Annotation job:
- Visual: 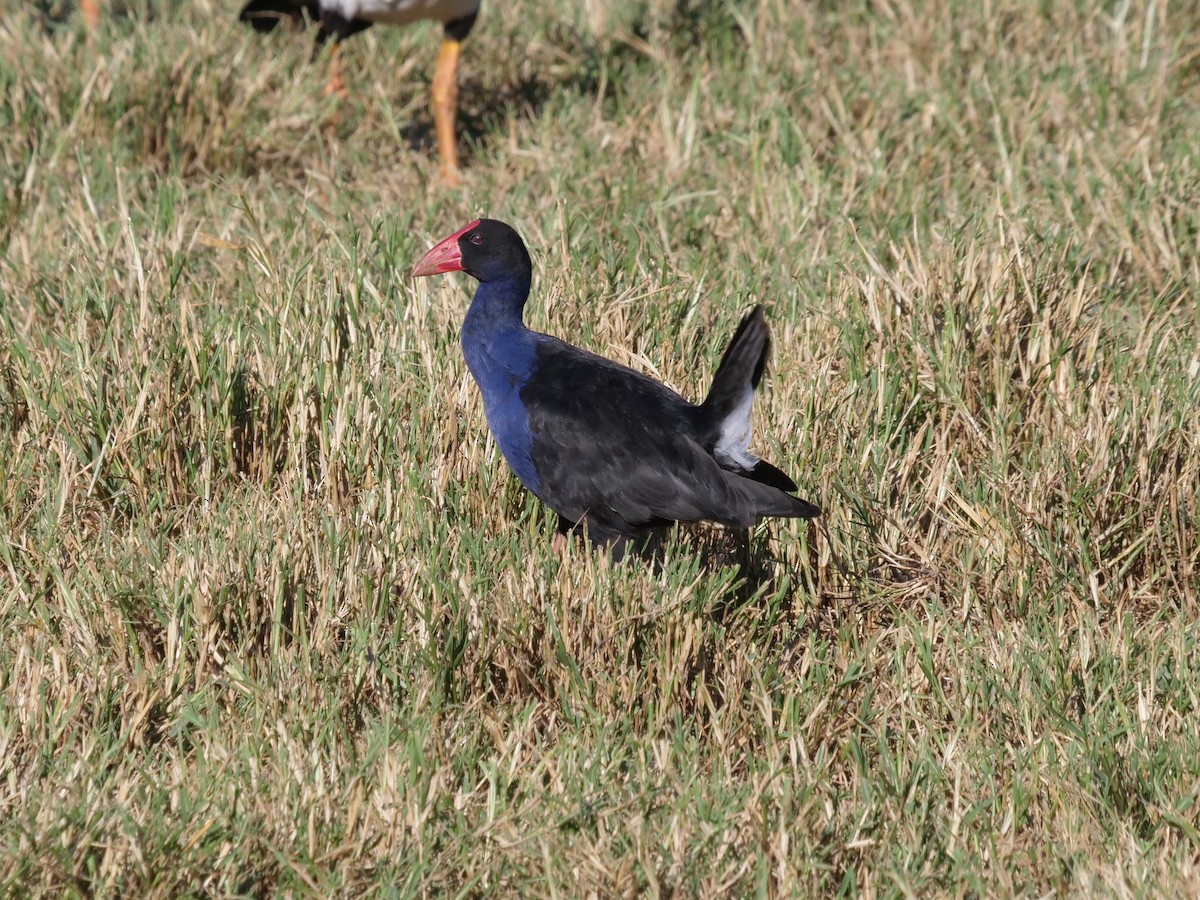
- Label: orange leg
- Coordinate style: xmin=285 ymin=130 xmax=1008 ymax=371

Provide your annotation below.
xmin=322 ymin=41 xmax=348 ymax=99
xmin=431 ymin=38 xmax=463 ymax=186
xmin=81 ymin=0 xmax=100 ymax=31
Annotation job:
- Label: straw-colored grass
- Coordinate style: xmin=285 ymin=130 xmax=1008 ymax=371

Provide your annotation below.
xmin=2 ymin=0 xmax=1198 ymax=893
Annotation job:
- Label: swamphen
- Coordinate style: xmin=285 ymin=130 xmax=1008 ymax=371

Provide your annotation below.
xmin=412 ymin=219 xmax=821 ymax=551
xmin=238 ymin=0 xmax=480 ymax=184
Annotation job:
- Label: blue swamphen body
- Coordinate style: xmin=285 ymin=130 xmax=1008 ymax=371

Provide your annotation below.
xmin=412 ymin=219 xmax=820 ymax=548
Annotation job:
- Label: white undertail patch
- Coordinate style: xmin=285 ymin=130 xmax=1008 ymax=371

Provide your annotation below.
xmin=714 ymin=386 xmax=760 ymax=471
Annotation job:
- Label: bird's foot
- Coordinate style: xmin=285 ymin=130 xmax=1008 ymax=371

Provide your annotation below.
xmin=551 ymin=532 xmax=569 ymax=553
xmin=438 ymin=162 xmax=464 ymax=187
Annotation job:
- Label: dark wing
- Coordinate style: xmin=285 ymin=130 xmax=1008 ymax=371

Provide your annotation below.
xmin=522 ymin=339 xmax=814 ymax=539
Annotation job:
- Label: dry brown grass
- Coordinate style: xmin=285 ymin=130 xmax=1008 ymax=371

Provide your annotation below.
xmin=1 ymin=0 xmax=1199 ymax=894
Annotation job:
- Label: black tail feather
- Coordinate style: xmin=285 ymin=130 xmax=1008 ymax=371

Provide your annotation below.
xmin=746 ymin=459 xmax=798 ymax=493
xmin=730 ymin=472 xmax=822 ymax=521
xmin=704 ymin=306 xmax=819 ymax=515
xmin=702 ymin=305 xmax=769 ymax=424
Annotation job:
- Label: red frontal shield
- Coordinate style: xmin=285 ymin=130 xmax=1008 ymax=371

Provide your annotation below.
xmin=411 ymin=219 xmax=482 ymax=276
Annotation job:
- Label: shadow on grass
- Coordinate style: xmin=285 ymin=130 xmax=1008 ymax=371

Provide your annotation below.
xmin=619 ymin=523 xmax=816 ymax=621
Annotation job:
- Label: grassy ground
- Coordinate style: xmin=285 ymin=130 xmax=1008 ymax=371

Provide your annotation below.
xmin=2 ymin=0 xmax=1199 ymax=894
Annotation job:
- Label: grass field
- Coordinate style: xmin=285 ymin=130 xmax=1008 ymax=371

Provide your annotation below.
xmin=2 ymin=0 xmax=1199 ymax=894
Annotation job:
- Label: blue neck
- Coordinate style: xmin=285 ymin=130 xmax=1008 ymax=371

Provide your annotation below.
xmin=460 ymin=274 xmax=542 ymax=492
xmin=460 ymin=274 xmax=534 ymax=381
xmin=462 ymin=272 xmax=530 ymax=336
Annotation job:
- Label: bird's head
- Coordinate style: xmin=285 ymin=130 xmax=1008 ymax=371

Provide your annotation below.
xmin=411 ymin=219 xmax=531 ymax=284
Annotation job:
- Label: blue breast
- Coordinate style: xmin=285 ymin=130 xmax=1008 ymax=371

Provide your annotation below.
xmin=460 ymin=283 xmax=541 ymax=493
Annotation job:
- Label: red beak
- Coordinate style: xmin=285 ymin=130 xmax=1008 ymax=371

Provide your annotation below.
xmin=411 ymin=220 xmax=481 ymax=277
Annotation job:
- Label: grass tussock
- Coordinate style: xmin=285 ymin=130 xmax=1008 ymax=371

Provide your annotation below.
xmin=2 ymin=0 xmax=1199 ymax=894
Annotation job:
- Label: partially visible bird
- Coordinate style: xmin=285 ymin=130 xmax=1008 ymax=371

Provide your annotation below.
xmin=239 ymin=0 xmax=480 ymax=185
xmin=411 ymin=219 xmax=821 ymax=553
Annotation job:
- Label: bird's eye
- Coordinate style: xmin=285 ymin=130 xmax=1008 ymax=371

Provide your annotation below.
xmin=469 ymin=233 xmax=484 ymax=245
